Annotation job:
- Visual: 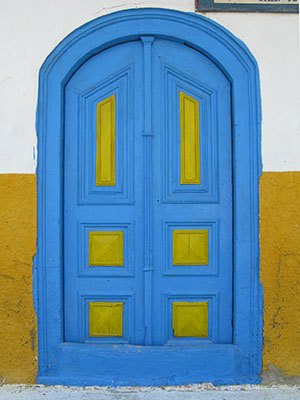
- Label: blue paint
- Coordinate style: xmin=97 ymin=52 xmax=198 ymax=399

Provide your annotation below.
xmin=150 ymin=39 xmax=232 ymax=345
xmin=65 ymin=36 xmax=232 ymax=345
xmin=141 ymin=36 xmax=155 ymax=346
xmin=32 ymin=253 xmax=38 ymax=315
xmin=64 ymin=40 xmax=145 ymax=345
xmin=35 ymin=8 xmax=262 ymax=386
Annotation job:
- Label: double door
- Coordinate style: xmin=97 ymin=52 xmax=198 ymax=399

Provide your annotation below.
xmin=64 ymin=37 xmax=232 ymax=347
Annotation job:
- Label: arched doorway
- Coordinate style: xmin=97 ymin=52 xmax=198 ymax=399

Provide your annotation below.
xmin=36 ymin=8 xmax=262 ymax=386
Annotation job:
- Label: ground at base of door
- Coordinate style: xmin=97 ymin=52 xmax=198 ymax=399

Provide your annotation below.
xmin=0 ymin=384 xmax=300 ymax=400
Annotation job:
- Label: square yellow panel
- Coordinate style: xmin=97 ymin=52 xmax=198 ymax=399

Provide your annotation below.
xmin=89 ymin=231 xmax=124 ymax=266
xmin=173 ymin=229 xmax=208 ymax=265
xmin=89 ymin=302 xmax=123 ymax=337
xmin=172 ymin=301 xmax=208 ymax=338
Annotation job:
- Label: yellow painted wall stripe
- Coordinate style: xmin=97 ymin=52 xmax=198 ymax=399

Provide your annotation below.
xmin=0 ymin=174 xmax=38 ymax=383
xmin=180 ymin=91 xmax=200 ymax=185
xmin=96 ymin=95 xmax=116 ymax=186
xmin=2 ymin=173 xmax=300 ymax=380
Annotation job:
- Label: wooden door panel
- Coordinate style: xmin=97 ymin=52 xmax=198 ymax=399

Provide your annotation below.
xmin=151 ymin=39 xmax=232 ymax=345
xmin=64 ymin=41 xmax=145 ymax=344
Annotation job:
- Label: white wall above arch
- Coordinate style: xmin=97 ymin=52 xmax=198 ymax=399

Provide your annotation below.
xmin=0 ymin=1 xmax=299 ymax=172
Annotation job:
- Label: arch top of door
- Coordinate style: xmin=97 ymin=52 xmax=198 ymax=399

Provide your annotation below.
xmin=39 ymin=8 xmax=260 ymax=88
xmin=36 ymin=8 xmax=262 ymax=385
xmin=37 ymin=8 xmax=262 ymax=172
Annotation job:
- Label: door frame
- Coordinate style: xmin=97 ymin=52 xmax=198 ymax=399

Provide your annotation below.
xmin=35 ymin=8 xmax=262 ymax=385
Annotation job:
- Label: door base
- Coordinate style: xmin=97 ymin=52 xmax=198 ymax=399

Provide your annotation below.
xmin=37 ymin=343 xmax=261 ymax=386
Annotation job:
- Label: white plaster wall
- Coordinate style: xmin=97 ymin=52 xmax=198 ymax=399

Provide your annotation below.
xmin=0 ymin=1 xmax=299 ymax=173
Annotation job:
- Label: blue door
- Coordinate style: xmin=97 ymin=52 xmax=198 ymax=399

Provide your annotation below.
xmin=64 ymin=35 xmax=232 ymax=362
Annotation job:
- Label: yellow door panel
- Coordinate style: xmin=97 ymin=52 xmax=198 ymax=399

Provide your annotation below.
xmin=96 ymin=95 xmax=116 ymax=186
xmin=173 ymin=301 xmax=208 ymax=338
xmin=173 ymin=229 xmax=208 ymax=265
xmin=180 ymin=91 xmax=200 ymax=185
xmin=89 ymin=302 xmax=123 ymax=337
xmin=89 ymin=231 xmax=124 ymax=266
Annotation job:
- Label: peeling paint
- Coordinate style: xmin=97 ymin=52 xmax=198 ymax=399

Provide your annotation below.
xmin=30 ymin=329 xmax=36 ymax=352
xmin=262 ymin=364 xmax=300 ymax=385
xmin=260 ymin=172 xmax=300 ymax=379
xmin=0 ymin=174 xmax=37 ymax=384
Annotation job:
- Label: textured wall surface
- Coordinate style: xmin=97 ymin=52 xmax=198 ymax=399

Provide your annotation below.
xmin=260 ymin=172 xmax=300 ymax=379
xmin=0 ymin=174 xmax=37 ymax=383
xmin=0 ymin=172 xmax=300 ymax=383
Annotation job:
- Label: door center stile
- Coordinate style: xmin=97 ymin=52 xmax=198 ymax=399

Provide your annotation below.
xmin=141 ymin=36 xmax=155 ymax=346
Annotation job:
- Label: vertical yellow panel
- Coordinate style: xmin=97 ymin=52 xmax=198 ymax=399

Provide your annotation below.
xmin=96 ymin=95 xmax=116 ymax=186
xmin=89 ymin=302 xmax=123 ymax=337
xmin=89 ymin=231 xmax=124 ymax=266
xmin=173 ymin=229 xmax=208 ymax=265
xmin=180 ymin=91 xmax=200 ymax=185
xmin=173 ymin=301 xmax=208 ymax=338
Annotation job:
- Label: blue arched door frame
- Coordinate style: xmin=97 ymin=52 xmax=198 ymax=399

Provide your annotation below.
xmin=35 ymin=8 xmax=262 ymax=385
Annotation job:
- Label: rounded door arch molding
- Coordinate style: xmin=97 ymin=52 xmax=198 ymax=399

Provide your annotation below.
xmin=36 ymin=8 xmax=262 ymax=385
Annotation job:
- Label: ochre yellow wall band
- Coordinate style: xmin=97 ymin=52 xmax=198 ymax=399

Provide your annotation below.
xmin=1 ymin=172 xmax=300 ymax=381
